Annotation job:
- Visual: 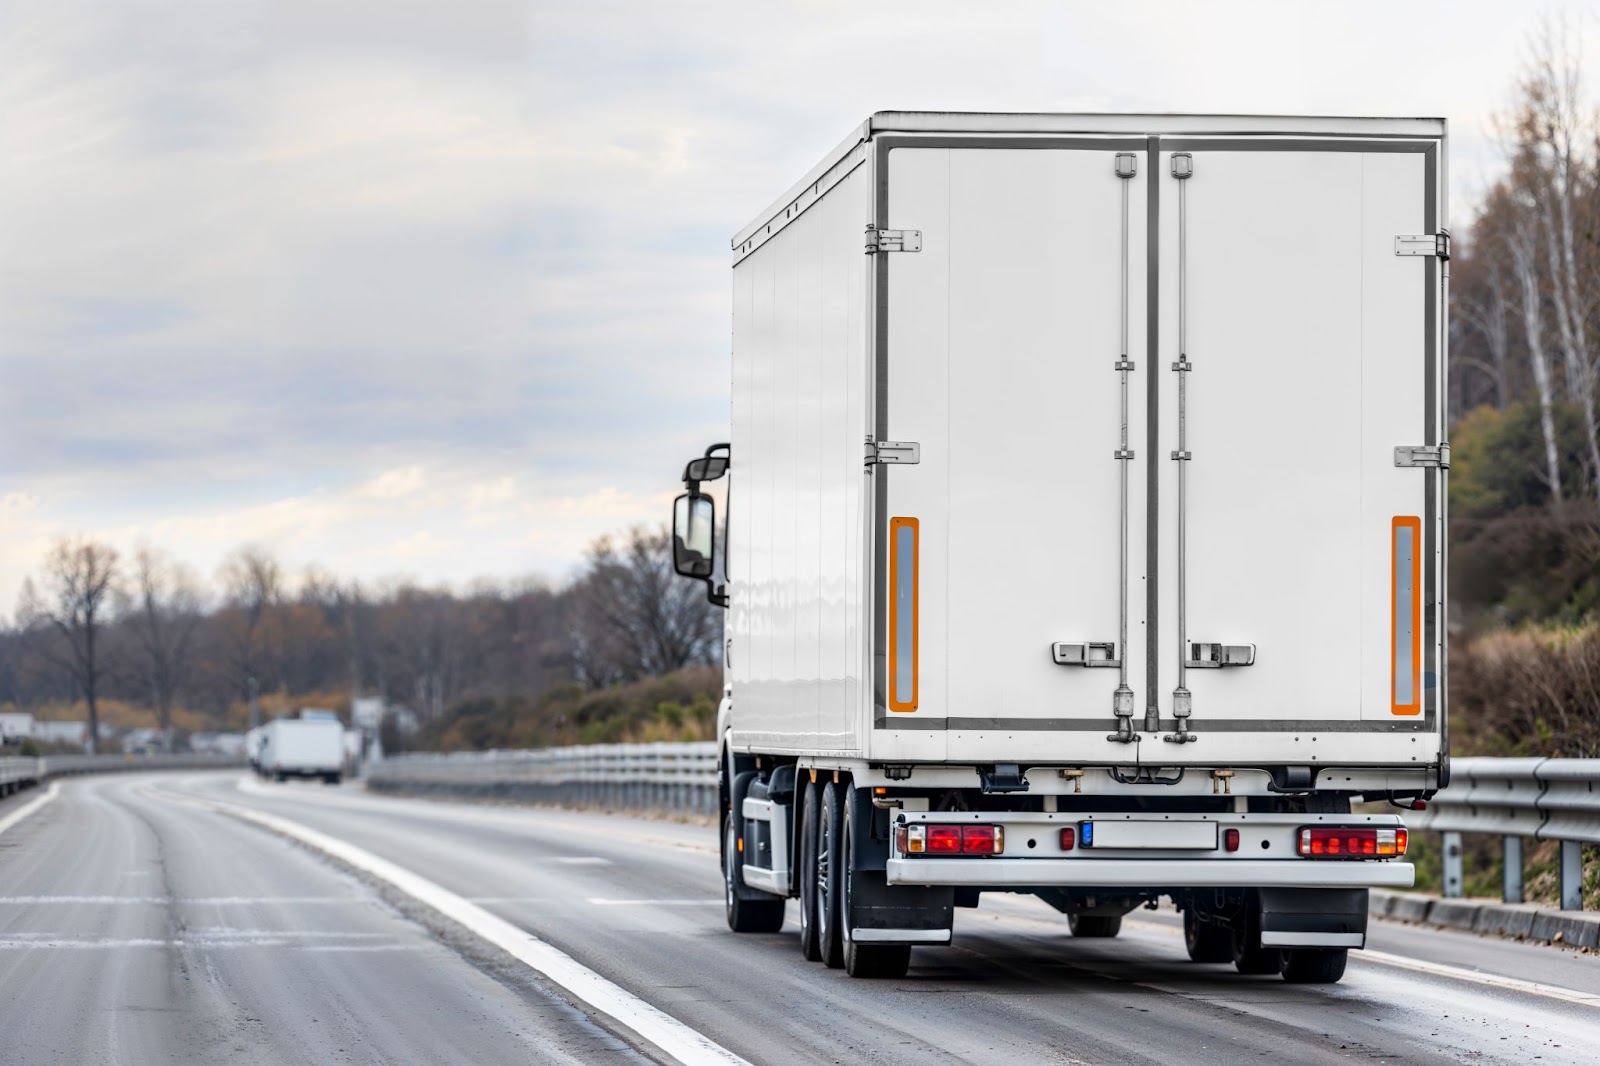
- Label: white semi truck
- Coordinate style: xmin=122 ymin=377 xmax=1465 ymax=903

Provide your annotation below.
xmin=671 ymin=113 xmax=1448 ymax=983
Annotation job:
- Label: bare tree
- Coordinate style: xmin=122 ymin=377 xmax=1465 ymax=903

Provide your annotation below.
xmin=1506 ymin=217 xmax=1566 ymax=502
xmin=217 ymin=546 xmax=283 ymax=722
xmin=16 ymin=538 xmax=122 ymax=753
xmin=568 ymin=526 xmax=721 ymax=684
xmin=1457 ymin=254 xmax=1512 ymax=412
xmin=125 ymin=548 xmax=204 ymax=751
xmin=1517 ymin=16 xmax=1600 ymax=505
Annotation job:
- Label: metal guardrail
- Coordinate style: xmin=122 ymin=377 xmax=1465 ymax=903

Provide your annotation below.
xmin=0 ymin=752 xmax=246 ymax=794
xmin=366 ymin=742 xmax=718 ymax=816
xmin=1414 ymin=757 xmax=1600 ymax=910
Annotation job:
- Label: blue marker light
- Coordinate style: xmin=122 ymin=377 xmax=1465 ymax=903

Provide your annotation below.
xmin=1080 ymin=821 xmax=1094 ymax=847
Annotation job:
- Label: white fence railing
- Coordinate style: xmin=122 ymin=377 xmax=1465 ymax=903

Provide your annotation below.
xmin=366 ymin=742 xmax=718 ymax=815
xmin=0 ymin=752 xmax=244 ymax=793
xmin=1414 ymin=757 xmax=1600 ymax=910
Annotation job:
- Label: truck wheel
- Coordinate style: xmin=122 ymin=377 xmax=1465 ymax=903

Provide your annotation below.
xmin=1068 ymin=914 xmax=1122 ymax=938
xmin=816 ymin=780 xmax=845 ymax=968
xmin=797 ymin=780 xmax=823 ymax=962
xmin=1279 ymin=948 xmax=1347 ymax=984
xmin=722 ymin=771 xmax=785 ymax=934
xmin=1231 ymin=925 xmax=1281 ymax=975
xmin=1183 ymin=910 xmax=1232 ymax=963
xmin=841 ymin=787 xmax=911 ymax=979
xmin=323 ymin=773 xmax=341 ymax=786
xmin=274 ymin=772 xmax=286 ymax=783
xmin=1230 ymin=890 xmax=1281 ymax=974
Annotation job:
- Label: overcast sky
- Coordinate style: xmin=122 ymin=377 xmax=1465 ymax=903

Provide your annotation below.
xmin=0 ymin=0 xmax=1590 ymax=614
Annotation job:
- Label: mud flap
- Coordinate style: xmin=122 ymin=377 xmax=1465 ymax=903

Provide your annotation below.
xmin=846 ymin=787 xmax=953 ymax=936
xmin=1258 ymin=887 xmax=1368 ymax=949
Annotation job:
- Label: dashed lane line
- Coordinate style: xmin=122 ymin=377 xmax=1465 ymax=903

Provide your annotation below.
xmin=177 ymin=790 xmax=750 ymax=1066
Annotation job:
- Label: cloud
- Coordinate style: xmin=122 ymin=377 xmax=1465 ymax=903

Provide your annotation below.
xmin=358 ymin=467 xmax=426 ymax=500
xmin=0 ymin=0 xmax=1557 ymax=615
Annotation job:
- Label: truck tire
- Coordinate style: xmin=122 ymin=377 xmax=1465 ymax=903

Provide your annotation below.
xmin=797 ymin=780 xmax=823 ymax=962
xmin=323 ymin=773 xmax=341 ymax=786
xmin=1183 ymin=909 xmax=1232 ymax=963
xmin=1068 ymin=914 xmax=1122 ymax=939
xmin=274 ymin=772 xmax=286 ymax=783
xmin=842 ymin=786 xmax=911 ymax=980
xmin=722 ymin=771 xmax=785 ymax=934
xmin=1279 ymin=948 xmax=1347 ymax=984
xmin=1231 ymin=925 xmax=1281 ymax=975
xmin=816 ymin=780 xmax=846 ymax=968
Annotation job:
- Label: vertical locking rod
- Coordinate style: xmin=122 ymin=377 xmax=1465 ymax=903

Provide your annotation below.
xmin=1109 ymin=153 xmax=1138 ymax=743
xmin=1166 ymin=153 xmax=1196 ymax=744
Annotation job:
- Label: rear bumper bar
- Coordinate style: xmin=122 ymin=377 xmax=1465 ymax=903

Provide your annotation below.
xmin=886 ymin=857 xmax=1414 ymax=890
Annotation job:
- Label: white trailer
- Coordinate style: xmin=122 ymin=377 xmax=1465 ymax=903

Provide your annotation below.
xmin=671 ymin=113 xmax=1448 ymax=983
xmin=260 ymin=718 xmax=345 ymax=784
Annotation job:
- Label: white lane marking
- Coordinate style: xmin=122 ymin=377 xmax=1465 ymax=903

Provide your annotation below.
xmin=206 ymin=799 xmax=750 ymax=1066
xmin=587 ymin=899 xmax=720 ymax=907
xmin=0 ymin=937 xmax=421 ymax=951
xmin=0 ymin=896 xmax=375 ymax=905
xmin=0 ymin=782 xmax=60 ymax=837
xmin=1358 ymin=948 xmax=1600 ymax=1006
xmin=554 ymin=857 xmax=611 ymax=866
xmin=1122 ymin=916 xmax=1600 ymax=1007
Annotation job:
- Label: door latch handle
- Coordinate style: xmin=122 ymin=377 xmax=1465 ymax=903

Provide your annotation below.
xmin=1185 ymin=642 xmax=1255 ymax=668
xmin=1052 ymin=642 xmax=1121 ymax=668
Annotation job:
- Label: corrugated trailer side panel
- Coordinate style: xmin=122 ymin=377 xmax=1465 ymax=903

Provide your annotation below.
xmin=730 ymin=158 xmax=870 ymax=755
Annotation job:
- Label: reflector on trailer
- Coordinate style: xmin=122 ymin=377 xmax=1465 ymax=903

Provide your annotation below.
xmin=1392 ymin=516 xmax=1422 ymax=716
xmin=1060 ymin=827 xmax=1076 ymax=851
xmin=1224 ymin=828 xmax=1240 ymax=852
xmin=888 ymin=517 xmax=920 ymax=712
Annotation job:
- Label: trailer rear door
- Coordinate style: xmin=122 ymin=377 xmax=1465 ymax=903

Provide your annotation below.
xmin=872 ymin=131 xmax=1444 ymax=768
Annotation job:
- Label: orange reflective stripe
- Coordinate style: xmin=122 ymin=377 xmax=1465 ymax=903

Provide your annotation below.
xmin=1391 ymin=516 xmax=1422 ymax=715
xmin=888 ymin=517 xmax=919 ymax=712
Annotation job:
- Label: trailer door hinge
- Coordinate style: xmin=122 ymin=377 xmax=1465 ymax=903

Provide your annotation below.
xmin=865 ymin=225 xmax=921 ymax=254
xmin=1394 ymin=443 xmax=1450 ymax=469
xmin=866 ymin=439 xmax=920 ymax=466
xmin=1394 ymin=231 xmax=1451 ymax=260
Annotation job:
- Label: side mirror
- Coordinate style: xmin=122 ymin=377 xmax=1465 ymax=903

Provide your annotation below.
xmin=672 ymin=492 xmax=716 ymax=580
xmin=683 ymin=455 xmax=729 ymax=483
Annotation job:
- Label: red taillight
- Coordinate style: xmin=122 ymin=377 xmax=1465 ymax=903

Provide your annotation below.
xmin=1060 ymin=827 xmax=1076 ymax=851
xmin=961 ymin=825 xmax=997 ymax=854
xmin=911 ymin=824 xmax=1004 ymax=856
xmin=1224 ymin=828 xmax=1240 ymax=852
xmin=1298 ymin=827 xmax=1407 ymax=858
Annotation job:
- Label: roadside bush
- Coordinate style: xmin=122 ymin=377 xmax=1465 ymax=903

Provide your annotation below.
xmin=418 ymin=666 xmax=721 ymax=751
xmin=1451 ymin=624 xmax=1600 ymax=757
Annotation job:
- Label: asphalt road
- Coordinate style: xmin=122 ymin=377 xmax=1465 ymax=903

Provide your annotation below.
xmin=0 ymin=771 xmax=1597 ymax=1065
